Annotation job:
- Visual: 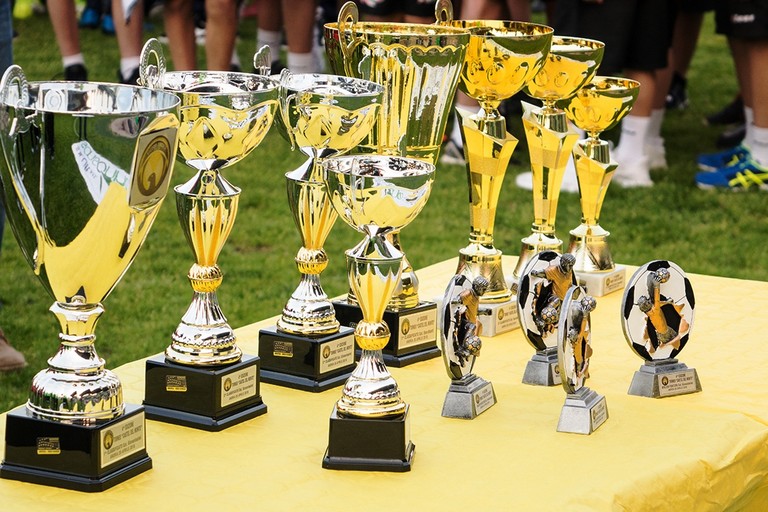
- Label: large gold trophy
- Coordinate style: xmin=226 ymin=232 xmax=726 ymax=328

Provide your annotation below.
xmin=0 ymin=66 xmax=179 ymax=490
xmin=563 ymin=77 xmax=639 ymax=296
xmin=139 ymin=40 xmax=279 ymax=430
xmin=322 ymin=155 xmax=434 ymax=472
xmin=324 ymin=0 xmax=469 ymax=365
xmin=258 ymin=72 xmax=383 ymax=391
xmin=512 ymin=36 xmax=604 ymax=283
xmin=447 ymin=19 xmax=553 ymax=336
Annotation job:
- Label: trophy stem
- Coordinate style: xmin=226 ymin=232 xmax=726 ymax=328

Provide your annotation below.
xmin=28 ymin=301 xmax=124 ymax=424
xmin=277 ymin=270 xmax=339 ymax=335
xmin=386 ymin=231 xmax=419 ymax=311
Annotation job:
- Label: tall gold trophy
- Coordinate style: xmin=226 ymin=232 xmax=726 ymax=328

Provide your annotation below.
xmin=563 ymin=77 xmax=639 ymax=296
xmin=0 ymin=66 xmax=179 ymax=490
xmin=325 ymin=1 xmax=469 ymax=365
xmin=139 ymin=40 xmax=279 ymax=430
xmin=258 ymin=72 xmax=384 ymax=391
xmin=512 ymin=37 xmax=604 ymax=283
xmin=322 ymin=155 xmax=434 ymax=472
xmin=447 ymin=20 xmax=553 ymax=336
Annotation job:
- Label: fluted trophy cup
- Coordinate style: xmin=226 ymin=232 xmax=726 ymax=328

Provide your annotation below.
xmin=512 ymin=36 xmax=604 ymax=283
xmin=563 ymin=77 xmax=639 ymax=296
xmin=258 ymin=72 xmax=383 ymax=391
xmin=446 ymin=19 xmax=553 ymax=336
xmin=322 ymin=155 xmax=434 ymax=472
xmin=139 ymin=39 xmax=278 ymax=430
xmin=325 ymin=0 xmax=469 ymax=366
xmin=0 ymin=65 xmax=180 ymax=491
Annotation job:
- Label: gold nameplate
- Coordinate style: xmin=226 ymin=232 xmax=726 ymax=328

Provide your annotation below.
xmin=273 ymin=340 xmax=294 ymax=358
xmin=166 ymin=375 xmax=187 ymax=392
xmin=36 ymin=437 xmax=61 ymax=455
xmin=100 ymin=413 xmax=146 ymax=469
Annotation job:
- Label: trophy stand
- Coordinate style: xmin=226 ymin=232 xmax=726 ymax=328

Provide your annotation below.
xmin=0 ymin=66 xmax=180 ymax=490
xmin=564 ymin=77 xmax=641 ymax=296
xmin=512 ymin=36 xmax=605 ymax=284
xmin=322 ymin=155 xmax=434 ymax=472
xmin=258 ymin=73 xmax=383 ymax=391
xmin=521 ymin=347 xmax=561 ymax=386
xmin=139 ymin=39 xmax=277 ymax=430
xmin=622 ymin=261 xmax=701 ymax=398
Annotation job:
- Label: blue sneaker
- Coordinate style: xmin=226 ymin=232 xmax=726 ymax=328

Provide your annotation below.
xmin=79 ymin=7 xmax=100 ymax=29
xmin=695 ymin=157 xmax=768 ymax=190
xmin=696 ymin=144 xmax=750 ymax=172
xmin=101 ymin=14 xmax=115 ymax=35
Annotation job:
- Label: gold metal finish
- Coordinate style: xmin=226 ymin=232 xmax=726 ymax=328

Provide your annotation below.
xmin=513 ymin=36 xmax=604 ymax=282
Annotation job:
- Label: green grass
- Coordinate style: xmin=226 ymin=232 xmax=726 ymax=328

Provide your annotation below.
xmin=0 ymin=11 xmax=763 ymax=412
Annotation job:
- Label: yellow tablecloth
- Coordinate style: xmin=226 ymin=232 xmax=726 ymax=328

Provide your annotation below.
xmin=2 ymin=257 xmax=768 ymax=511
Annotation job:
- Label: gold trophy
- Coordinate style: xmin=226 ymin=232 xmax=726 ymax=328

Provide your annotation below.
xmin=563 ymin=77 xmax=639 ymax=296
xmin=321 ymin=155 xmax=434 ymax=472
xmin=325 ymin=1 xmax=469 ymax=365
xmin=512 ymin=36 xmax=605 ymax=283
xmin=0 ymin=65 xmax=179 ymax=490
xmin=258 ymin=72 xmax=384 ymax=391
xmin=139 ymin=40 xmax=279 ymax=430
xmin=447 ymin=20 xmax=553 ymax=336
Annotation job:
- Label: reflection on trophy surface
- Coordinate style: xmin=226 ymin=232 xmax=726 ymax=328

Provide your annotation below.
xmin=556 ymin=285 xmax=607 ymax=434
xmin=322 ymin=155 xmax=434 ymax=471
xmin=446 ymin=19 xmax=553 ymax=335
xmin=139 ymin=40 xmax=277 ymax=430
xmin=325 ymin=1 xmax=469 ymax=363
xmin=621 ymin=261 xmax=701 ymax=398
xmin=517 ymin=251 xmax=577 ymax=387
xmin=512 ymin=36 xmax=605 ymax=284
xmin=439 ymin=275 xmax=496 ymax=419
xmin=258 ymin=72 xmax=383 ymax=391
xmin=563 ymin=77 xmax=639 ymax=296
xmin=0 ymin=65 xmax=179 ymax=490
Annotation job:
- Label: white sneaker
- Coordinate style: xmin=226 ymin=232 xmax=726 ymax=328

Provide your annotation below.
xmin=645 ymin=140 xmax=667 ymax=170
xmin=613 ymin=155 xmax=653 ymax=188
xmin=515 ymin=156 xmax=579 ymax=193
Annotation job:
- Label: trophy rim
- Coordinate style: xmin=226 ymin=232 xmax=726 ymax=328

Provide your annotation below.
xmin=550 ymin=35 xmax=606 ymax=53
xmin=279 ymin=73 xmax=385 ymax=99
xmin=324 ymin=20 xmax=470 ymax=40
xmin=157 ymin=70 xmax=280 ymax=95
xmin=451 ymin=19 xmax=554 ymax=39
xmin=323 ymin=154 xmax=436 ymax=179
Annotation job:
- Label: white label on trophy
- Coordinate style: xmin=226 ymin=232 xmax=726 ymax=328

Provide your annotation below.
xmin=473 ymin=382 xmax=496 ymax=416
xmin=220 ymin=366 xmax=258 ymax=408
xmin=319 ymin=334 xmax=355 ymax=374
xmin=100 ymin=412 xmax=146 ymax=469
xmin=71 ymin=140 xmax=130 ymax=203
xmin=603 ymin=272 xmax=625 ymax=295
xmin=551 ymin=362 xmax=562 ymax=385
xmin=496 ymin=301 xmax=520 ymax=331
xmin=165 ymin=375 xmax=187 ymax=392
xmin=658 ymin=371 xmax=698 ymax=397
xmin=273 ymin=340 xmax=293 ymax=358
xmin=590 ymin=397 xmax=608 ymax=429
xmin=36 ymin=437 xmax=61 ymax=455
xmin=398 ymin=308 xmax=437 ymax=349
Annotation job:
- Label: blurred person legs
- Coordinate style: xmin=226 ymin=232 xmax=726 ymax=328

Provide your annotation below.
xmin=281 ymin=0 xmax=319 ymax=73
xmin=112 ymin=0 xmax=144 ymax=84
xmin=47 ymin=0 xmax=88 ymax=80
xmin=665 ymin=1 xmax=714 ymax=110
xmin=256 ymin=0 xmax=284 ymax=72
xmin=79 ymin=0 xmax=102 ymax=28
xmin=164 ymin=0 xmax=237 ymax=70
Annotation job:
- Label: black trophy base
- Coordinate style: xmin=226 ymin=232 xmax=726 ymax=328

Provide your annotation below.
xmin=521 ymin=347 xmax=561 ymax=386
xmin=322 ymin=405 xmax=414 ymax=472
xmin=1 ymin=404 xmax=151 ymax=492
xmin=628 ymin=358 xmax=702 ymax=398
xmin=258 ymin=325 xmax=355 ymax=392
xmin=143 ymin=353 xmax=267 ymax=431
xmin=334 ymin=299 xmax=439 ymax=368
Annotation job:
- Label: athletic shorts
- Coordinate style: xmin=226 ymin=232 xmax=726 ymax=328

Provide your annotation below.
xmin=715 ymin=0 xmax=768 ymax=39
xmin=553 ymin=0 xmax=676 ymax=74
xmin=679 ymin=0 xmax=714 ymax=13
xmin=356 ymin=0 xmax=435 ymax=18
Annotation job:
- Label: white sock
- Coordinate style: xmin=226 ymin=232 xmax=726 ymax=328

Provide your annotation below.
xmin=287 ymin=52 xmax=318 ymax=74
xmin=257 ymin=29 xmax=282 ymax=63
xmin=120 ymin=56 xmax=140 ymax=82
xmin=615 ymin=115 xmax=651 ymax=160
xmin=62 ymin=53 xmax=85 ymax=68
xmin=647 ymin=108 xmax=665 ymax=145
xmin=749 ymin=124 xmax=768 ymax=167
xmin=744 ymin=106 xmax=755 ymax=149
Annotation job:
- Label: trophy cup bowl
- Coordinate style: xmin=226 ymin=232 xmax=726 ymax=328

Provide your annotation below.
xmin=322 ymin=154 xmax=434 ymax=471
xmin=0 ymin=65 xmax=179 ymax=489
xmin=256 ymin=73 xmax=383 ymax=392
xmin=139 ymin=40 xmax=277 ymax=430
xmin=562 ymin=77 xmax=640 ymax=292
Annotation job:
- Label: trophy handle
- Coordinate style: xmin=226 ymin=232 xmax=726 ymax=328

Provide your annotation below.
xmin=434 ymin=0 xmax=454 ymax=24
xmin=139 ymin=37 xmax=167 ymax=89
xmin=337 ymin=1 xmax=361 ymax=78
xmin=278 ymin=69 xmax=297 ymax=150
xmin=253 ymin=45 xmax=271 ymax=76
xmin=0 ymin=65 xmax=31 ymax=137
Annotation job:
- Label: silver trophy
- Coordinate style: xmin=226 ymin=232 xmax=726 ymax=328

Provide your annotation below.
xmin=439 ymin=275 xmax=497 ymax=419
xmin=0 ymin=65 xmax=180 ymax=490
xmin=556 ymin=285 xmax=607 ymax=434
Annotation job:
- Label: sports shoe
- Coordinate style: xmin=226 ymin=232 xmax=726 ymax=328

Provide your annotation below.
xmin=716 ymin=123 xmax=746 ymax=149
xmin=0 ymin=329 xmax=26 ymax=371
xmin=101 ymin=14 xmax=115 ymax=35
xmin=697 ymin=144 xmax=750 ymax=172
xmin=64 ymin=63 xmax=88 ymax=81
xmin=665 ymin=72 xmax=688 ymax=110
xmin=118 ymin=67 xmax=140 ymax=85
xmin=695 ymin=157 xmax=768 ymax=190
xmin=79 ymin=7 xmax=100 ymax=29
xmin=613 ymin=155 xmax=653 ymax=188
xmin=646 ymin=141 xmax=667 ymax=170
xmin=706 ymin=95 xmax=744 ymax=126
